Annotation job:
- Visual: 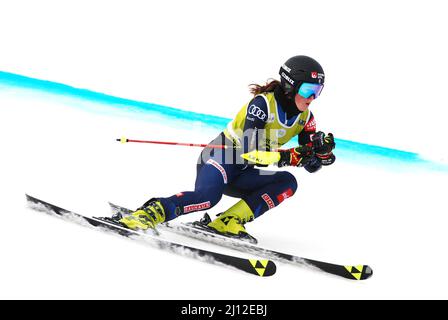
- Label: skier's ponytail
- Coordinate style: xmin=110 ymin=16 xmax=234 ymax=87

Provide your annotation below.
xmin=249 ymin=79 xmax=281 ymax=96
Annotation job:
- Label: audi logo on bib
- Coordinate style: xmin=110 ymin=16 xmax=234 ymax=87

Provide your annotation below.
xmin=248 ymin=105 xmax=267 ymax=121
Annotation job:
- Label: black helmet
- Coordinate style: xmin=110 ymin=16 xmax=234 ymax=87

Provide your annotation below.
xmin=279 ymin=55 xmax=325 ymax=97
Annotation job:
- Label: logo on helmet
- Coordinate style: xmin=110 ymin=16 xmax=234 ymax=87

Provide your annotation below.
xmin=281 ymin=72 xmax=295 ymax=86
xmin=282 ymin=64 xmax=291 ymax=73
xmin=312 ymin=72 xmax=325 ymax=84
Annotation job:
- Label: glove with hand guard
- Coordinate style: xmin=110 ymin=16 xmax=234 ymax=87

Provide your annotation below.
xmin=311 ymin=131 xmax=336 ymax=166
xmin=277 ymin=145 xmax=314 ymax=168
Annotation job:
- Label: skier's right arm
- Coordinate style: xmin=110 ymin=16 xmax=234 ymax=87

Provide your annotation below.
xmin=241 ymin=96 xmax=269 ymax=165
xmin=242 ymin=96 xmax=269 ymax=167
xmin=277 ymin=146 xmax=314 ymax=168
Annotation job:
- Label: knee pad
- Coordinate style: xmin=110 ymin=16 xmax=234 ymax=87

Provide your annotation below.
xmin=277 ymin=171 xmax=298 ymax=195
xmin=196 ymin=187 xmax=223 ymax=208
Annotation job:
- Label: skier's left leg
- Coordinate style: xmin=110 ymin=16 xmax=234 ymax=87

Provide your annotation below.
xmin=225 ymin=168 xmax=298 ymax=218
xmin=207 ymin=168 xmax=298 ymax=239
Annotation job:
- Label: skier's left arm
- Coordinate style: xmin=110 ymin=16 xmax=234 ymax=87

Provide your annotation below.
xmin=311 ymin=131 xmax=336 ymax=167
xmin=298 ymin=113 xmax=324 ymax=172
xmin=277 ymin=113 xmax=317 ymax=168
xmin=278 ymin=113 xmax=336 ymax=171
xmin=301 ymin=113 xmax=336 ymax=171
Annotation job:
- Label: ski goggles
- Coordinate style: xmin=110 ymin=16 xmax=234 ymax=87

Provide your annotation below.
xmin=297 ymin=82 xmax=324 ymax=99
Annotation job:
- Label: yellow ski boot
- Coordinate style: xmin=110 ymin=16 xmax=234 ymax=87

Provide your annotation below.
xmin=119 ymin=199 xmax=165 ymax=231
xmin=206 ymin=200 xmax=257 ymax=243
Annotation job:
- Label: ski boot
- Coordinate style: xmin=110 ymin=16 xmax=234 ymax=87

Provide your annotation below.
xmin=206 ymin=200 xmax=257 ymax=244
xmin=118 ymin=199 xmax=166 ymax=231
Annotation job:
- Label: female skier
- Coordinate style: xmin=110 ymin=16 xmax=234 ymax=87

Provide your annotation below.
xmin=119 ymin=55 xmax=336 ymax=242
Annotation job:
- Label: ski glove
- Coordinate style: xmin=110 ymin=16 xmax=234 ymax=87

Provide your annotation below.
xmin=311 ymin=131 xmax=336 ymax=166
xmin=277 ymin=145 xmax=314 ymax=168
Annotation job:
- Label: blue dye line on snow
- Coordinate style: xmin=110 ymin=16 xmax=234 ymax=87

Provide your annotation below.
xmin=0 ymin=71 xmax=228 ymax=130
xmin=0 ymin=70 xmax=446 ymax=171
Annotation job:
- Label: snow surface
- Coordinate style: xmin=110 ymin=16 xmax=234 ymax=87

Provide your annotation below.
xmin=1 ymin=82 xmax=448 ymax=300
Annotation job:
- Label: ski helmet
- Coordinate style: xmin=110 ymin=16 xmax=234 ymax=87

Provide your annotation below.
xmin=279 ymin=55 xmax=325 ymax=98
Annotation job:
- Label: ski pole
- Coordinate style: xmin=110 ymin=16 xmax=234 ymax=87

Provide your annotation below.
xmin=117 ymin=137 xmax=287 ymax=165
xmin=116 ymin=137 xmax=231 ymax=149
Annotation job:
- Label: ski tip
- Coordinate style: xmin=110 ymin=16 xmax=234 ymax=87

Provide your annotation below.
xmin=25 ymin=194 xmax=39 ymax=205
xmin=248 ymin=259 xmax=277 ymax=277
xmin=344 ymin=264 xmax=373 ymax=280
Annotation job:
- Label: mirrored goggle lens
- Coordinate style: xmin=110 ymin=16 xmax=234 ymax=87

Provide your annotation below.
xmin=297 ymin=83 xmax=324 ymax=99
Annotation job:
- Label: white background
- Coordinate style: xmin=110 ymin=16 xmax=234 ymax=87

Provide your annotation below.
xmin=1 ymin=0 xmax=448 ymax=300
xmin=1 ymin=0 xmax=448 ymax=159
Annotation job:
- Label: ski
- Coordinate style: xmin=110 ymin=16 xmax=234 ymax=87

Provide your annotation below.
xmin=25 ymin=195 xmax=276 ymax=277
xmin=109 ymin=202 xmax=373 ymax=280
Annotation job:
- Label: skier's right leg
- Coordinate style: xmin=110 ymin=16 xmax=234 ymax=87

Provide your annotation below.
xmin=160 ymin=162 xmax=228 ymax=219
xmin=120 ymin=132 xmax=240 ymax=231
xmin=119 ymin=161 xmax=229 ymax=230
xmin=118 ymin=199 xmax=166 ymax=230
